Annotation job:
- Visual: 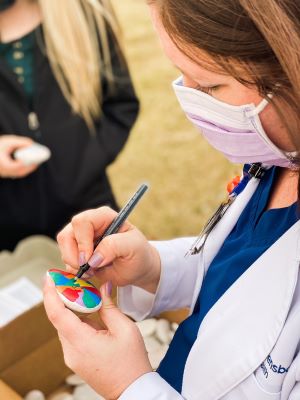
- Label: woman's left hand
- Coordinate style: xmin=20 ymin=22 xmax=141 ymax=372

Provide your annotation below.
xmin=43 ymin=277 xmax=152 ymax=400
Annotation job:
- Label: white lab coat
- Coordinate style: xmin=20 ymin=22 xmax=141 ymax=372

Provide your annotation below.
xmin=118 ymin=174 xmax=300 ymax=400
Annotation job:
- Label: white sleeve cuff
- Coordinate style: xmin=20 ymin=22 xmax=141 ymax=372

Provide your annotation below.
xmin=119 ymin=372 xmax=184 ymax=400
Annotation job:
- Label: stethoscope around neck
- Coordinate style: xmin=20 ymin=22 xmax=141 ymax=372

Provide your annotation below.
xmin=185 ymin=163 xmax=267 ymax=257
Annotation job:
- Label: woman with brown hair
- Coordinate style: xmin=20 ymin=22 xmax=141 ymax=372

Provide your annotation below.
xmin=0 ymin=0 xmax=139 ymax=250
xmin=44 ymin=1 xmax=300 ymax=399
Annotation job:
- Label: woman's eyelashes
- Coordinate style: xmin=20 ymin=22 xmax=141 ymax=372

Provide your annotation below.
xmin=194 ymin=85 xmax=220 ymax=95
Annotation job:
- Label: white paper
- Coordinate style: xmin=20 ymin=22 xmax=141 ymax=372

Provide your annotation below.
xmin=0 ymin=277 xmax=43 ymax=327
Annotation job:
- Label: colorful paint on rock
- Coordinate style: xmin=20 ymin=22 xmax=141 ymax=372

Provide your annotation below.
xmin=48 ymin=269 xmax=102 ymax=313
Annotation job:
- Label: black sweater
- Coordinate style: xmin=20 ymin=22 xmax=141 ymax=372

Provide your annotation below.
xmin=0 ymin=28 xmax=139 ymax=250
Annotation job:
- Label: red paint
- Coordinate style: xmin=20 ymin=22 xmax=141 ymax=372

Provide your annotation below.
xmin=88 ymin=286 xmax=101 ymax=295
xmin=49 ymin=268 xmax=70 ymax=277
xmin=63 ymin=287 xmax=80 ymax=302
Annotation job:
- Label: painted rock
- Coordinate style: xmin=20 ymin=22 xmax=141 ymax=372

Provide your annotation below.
xmin=136 ymin=318 xmax=157 ymax=337
xmin=73 ymin=384 xmax=104 ymax=400
xmin=24 ymin=390 xmax=46 ymax=400
xmin=48 ymin=269 xmax=102 ymax=314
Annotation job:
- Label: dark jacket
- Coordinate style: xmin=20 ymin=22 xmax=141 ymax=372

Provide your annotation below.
xmin=0 ymin=28 xmax=139 ymax=250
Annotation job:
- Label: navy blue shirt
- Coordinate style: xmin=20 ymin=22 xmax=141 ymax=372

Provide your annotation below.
xmin=157 ymin=167 xmax=298 ymax=393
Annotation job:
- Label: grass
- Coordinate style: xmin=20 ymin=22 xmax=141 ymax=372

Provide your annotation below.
xmin=108 ymin=0 xmax=239 ymax=240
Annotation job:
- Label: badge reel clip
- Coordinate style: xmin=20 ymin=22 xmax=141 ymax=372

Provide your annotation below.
xmin=185 ymin=163 xmax=266 ymax=258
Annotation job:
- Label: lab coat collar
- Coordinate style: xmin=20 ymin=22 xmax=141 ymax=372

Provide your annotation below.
xmin=189 ymin=175 xmax=263 ymax=313
xmin=182 ymin=180 xmax=300 ymax=400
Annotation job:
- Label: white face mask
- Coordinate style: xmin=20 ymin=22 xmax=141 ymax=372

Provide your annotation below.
xmin=172 ymin=76 xmax=297 ymax=168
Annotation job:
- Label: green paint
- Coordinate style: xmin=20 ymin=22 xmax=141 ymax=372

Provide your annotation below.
xmin=70 ymin=279 xmax=81 ymax=287
xmin=82 ymin=289 xmax=98 ymax=308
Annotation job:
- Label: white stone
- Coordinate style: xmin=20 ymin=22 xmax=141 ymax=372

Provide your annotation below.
xmin=155 ymin=318 xmax=171 ymax=344
xmin=171 ymin=322 xmax=179 ymax=332
xmin=136 ymin=318 xmax=157 ymax=337
xmin=144 ymin=336 xmax=161 ymax=353
xmin=50 ymin=393 xmax=74 ymax=400
xmin=73 ymin=384 xmax=104 ymax=400
xmin=14 ymin=143 xmax=51 ymax=166
xmin=65 ymin=374 xmax=85 ymax=386
xmin=148 ymin=345 xmax=169 ymax=369
xmin=169 ymin=330 xmax=175 ymax=341
xmin=24 ymin=390 xmax=45 ymax=400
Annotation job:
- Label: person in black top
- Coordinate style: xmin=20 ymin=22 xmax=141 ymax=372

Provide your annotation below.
xmin=0 ymin=0 xmax=139 ymax=251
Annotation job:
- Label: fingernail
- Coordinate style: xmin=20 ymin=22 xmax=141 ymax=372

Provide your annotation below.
xmin=106 ymin=281 xmax=112 ymax=297
xmin=82 ymin=271 xmax=94 ymax=279
xmin=78 ymin=251 xmax=86 ymax=266
xmin=88 ymin=252 xmax=103 ymax=269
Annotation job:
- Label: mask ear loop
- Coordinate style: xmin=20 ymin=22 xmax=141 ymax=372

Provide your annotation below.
xmin=245 ymin=94 xmax=273 ymax=118
xmin=245 ymin=92 xmax=299 ymax=166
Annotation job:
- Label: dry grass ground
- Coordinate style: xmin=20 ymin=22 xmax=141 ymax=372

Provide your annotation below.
xmin=109 ymin=0 xmax=239 ymax=240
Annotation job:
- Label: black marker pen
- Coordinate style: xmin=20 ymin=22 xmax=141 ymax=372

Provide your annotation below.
xmin=75 ymin=183 xmax=149 ymax=280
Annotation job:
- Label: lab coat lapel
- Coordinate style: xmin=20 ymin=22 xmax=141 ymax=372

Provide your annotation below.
xmin=190 ymin=176 xmax=262 ymax=313
xmin=182 ymin=221 xmax=300 ymax=400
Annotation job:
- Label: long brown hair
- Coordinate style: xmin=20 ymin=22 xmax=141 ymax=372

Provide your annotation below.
xmin=149 ymin=0 xmax=300 ymax=191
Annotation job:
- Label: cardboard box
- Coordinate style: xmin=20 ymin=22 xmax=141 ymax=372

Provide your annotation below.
xmin=0 ymin=235 xmax=189 ymax=397
xmin=0 ymin=236 xmax=71 ymax=396
xmin=0 ymin=380 xmax=22 ymax=400
xmin=1 ymin=335 xmax=70 ymax=396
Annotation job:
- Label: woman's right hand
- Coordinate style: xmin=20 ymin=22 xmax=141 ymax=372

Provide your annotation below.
xmin=57 ymin=207 xmax=161 ymax=294
xmin=0 ymin=135 xmax=38 ymax=178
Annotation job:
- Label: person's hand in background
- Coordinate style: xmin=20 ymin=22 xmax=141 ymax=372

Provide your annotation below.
xmin=44 ymin=276 xmax=152 ymax=400
xmin=0 ymin=135 xmax=38 ymax=178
